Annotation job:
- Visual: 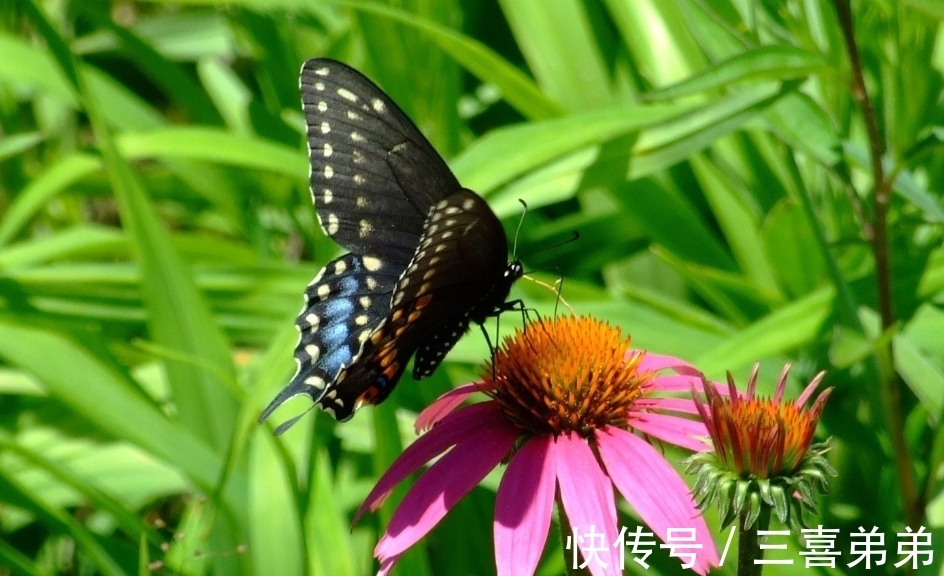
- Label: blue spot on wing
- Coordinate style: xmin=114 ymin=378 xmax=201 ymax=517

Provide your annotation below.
xmin=321 ymin=346 xmax=354 ymax=377
xmin=320 ymin=322 xmax=350 ymax=348
xmin=324 ymin=297 xmax=354 ymax=321
xmin=338 ymin=275 xmax=359 ymax=294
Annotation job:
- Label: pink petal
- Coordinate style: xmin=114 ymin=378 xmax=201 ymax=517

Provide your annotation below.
xmin=596 ymin=427 xmax=719 ymax=575
xmin=374 ymin=419 xmax=518 ymax=568
xmin=637 ymin=396 xmax=701 ymax=415
xmin=555 ymin=433 xmax=621 ymax=576
xmin=415 ymin=383 xmax=480 ymax=432
xmin=647 ymin=374 xmax=705 ymax=392
xmin=356 ymin=401 xmax=503 ymax=522
xmin=494 ymin=435 xmax=556 ymax=576
xmin=628 ymin=411 xmax=710 ymax=453
xmin=795 ymin=370 xmax=826 ymax=406
xmin=636 ymin=353 xmax=700 ymax=376
xmin=377 ymin=557 xmax=396 ymax=576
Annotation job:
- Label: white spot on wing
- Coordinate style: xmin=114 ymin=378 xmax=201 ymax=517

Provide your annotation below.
xmin=462 ymin=198 xmax=475 ymax=210
xmin=372 ymin=98 xmax=386 ymax=112
xmin=317 ymin=284 xmax=331 ymax=299
xmin=347 ymin=110 xmax=361 ymax=121
xmin=324 ymin=165 xmax=334 ymax=179
xmin=351 ymin=132 xmax=365 ymax=142
xmin=317 ymin=101 xmax=327 ymax=112
xmin=305 ymin=344 xmax=320 ymax=360
xmin=359 ymin=219 xmax=374 ymax=238
xmin=306 ymin=376 xmax=326 ymax=389
xmin=362 ymin=256 xmax=382 ymax=271
xmin=326 ymin=213 xmax=339 ymax=235
xmin=320 ymin=122 xmax=330 ymax=134
xmin=334 ymin=260 xmax=347 ymax=274
xmin=337 ymin=88 xmax=358 ymax=102
xmin=356 ymin=196 xmax=368 ymax=207
xmin=323 ymin=189 xmax=333 ymax=204
xmin=314 ymin=67 xmax=329 ymax=76
xmin=323 ymin=143 xmax=333 ymax=157
xmin=353 ymin=174 xmax=365 ymax=185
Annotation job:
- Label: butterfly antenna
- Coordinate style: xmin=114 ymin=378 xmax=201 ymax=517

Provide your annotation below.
xmin=518 ymin=230 xmax=580 ymax=259
xmin=512 ymin=199 xmax=529 ymax=257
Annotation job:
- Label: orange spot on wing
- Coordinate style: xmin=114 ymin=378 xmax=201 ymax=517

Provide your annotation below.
xmin=382 ymin=362 xmax=400 ymax=380
xmin=415 ymin=295 xmax=433 ymax=310
xmin=357 ymin=386 xmax=381 ymax=406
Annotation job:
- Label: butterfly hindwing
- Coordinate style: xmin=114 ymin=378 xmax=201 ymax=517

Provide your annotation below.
xmin=339 ymin=189 xmax=521 ymax=387
xmin=258 ymin=253 xmax=399 ymax=423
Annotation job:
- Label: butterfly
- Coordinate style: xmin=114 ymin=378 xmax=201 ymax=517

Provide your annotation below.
xmin=260 ymin=58 xmax=523 ymax=427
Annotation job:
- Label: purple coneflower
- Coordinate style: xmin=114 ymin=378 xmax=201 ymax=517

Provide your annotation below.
xmin=687 ymin=364 xmax=834 ymax=530
xmin=357 ymin=315 xmax=720 ymax=576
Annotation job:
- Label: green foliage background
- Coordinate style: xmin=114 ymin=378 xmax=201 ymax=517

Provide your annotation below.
xmin=1 ymin=0 xmax=943 ymax=575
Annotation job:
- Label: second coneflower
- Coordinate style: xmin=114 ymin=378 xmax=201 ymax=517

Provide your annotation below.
xmin=687 ymin=364 xmax=834 ymax=530
xmin=356 ymin=315 xmax=719 ymax=576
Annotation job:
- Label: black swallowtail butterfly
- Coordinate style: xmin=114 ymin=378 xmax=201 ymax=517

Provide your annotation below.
xmin=260 ymin=58 xmax=523 ymax=425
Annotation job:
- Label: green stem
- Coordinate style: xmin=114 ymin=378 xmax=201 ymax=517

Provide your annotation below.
xmin=737 ymin=505 xmax=770 ymax=576
xmin=832 ymin=0 xmax=921 ymax=529
xmin=556 ymin=492 xmax=591 ymax=576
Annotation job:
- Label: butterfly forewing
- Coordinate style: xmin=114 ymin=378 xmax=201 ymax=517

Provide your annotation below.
xmin=300 ymin=60 xmax=460 ymax=264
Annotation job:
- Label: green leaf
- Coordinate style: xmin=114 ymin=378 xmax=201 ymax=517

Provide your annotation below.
xmin=0 ymin=153 xmax=101 ymax=246
xmin=695 ymin=287 xmax=835 ymax=375
xmin=691 ymin=155 xmax=783 ymax=299
xmin=643 ymin=45 xmax=829 ymax=100
xmin=763 ymin=199 xmax=826 ymax=298
xmin=117 ymin=127 xmax=305 ymax=175
xmin=0 ymin=226 xmax=126 ymax=270
xmin=0 ymin=318 xmax=233 ymax=495
xmin=0 ymin=131 xmax=44 ymax=160
xmin=498 ymin=0 xmax=613 ymax=110
xmin=343 ymin=0 xmax=564 ymax=121
xmin=766 ymin=92 xmax=841 ymax=166
xmin=453 ymin=100 xmax=699 ymax=194
xmin=904 ymin=0 xmax=944 ymax=20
